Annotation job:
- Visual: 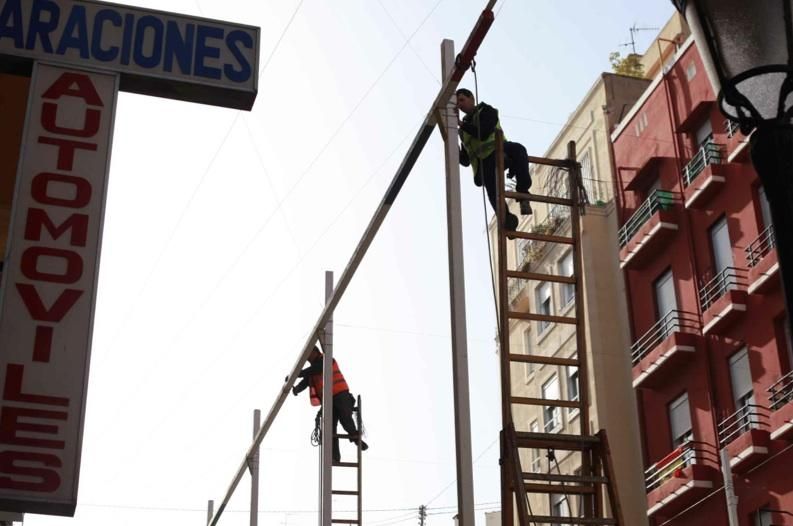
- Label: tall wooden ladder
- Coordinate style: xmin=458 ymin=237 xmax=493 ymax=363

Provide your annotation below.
xmin=330 ymin=395 xmax=364 ymax=525
xmin=494 ymin=133 xmax=624 ymax=526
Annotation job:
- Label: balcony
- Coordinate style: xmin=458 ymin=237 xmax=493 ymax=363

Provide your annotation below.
xmin=768 ymin=371 xmax=793 ymax=440
xmin=746 ymin=226 xmax=779 ymax=295
xmin=724 ymin=119 xmax=751 ymax=162
xmin=682 ymin=141 xmax=726 ymax=209
xmin=618 ymin=190 xmax=679 ymax=269
xmin=645 ymin=441 xmax=719 ymax=518
xmin=717 ymin=404 xmax=770 ymax=473
xmin=631 ymin=310 xmax=703 ymax=388
xmin=699 ymin=267 xmax=749 ymax=335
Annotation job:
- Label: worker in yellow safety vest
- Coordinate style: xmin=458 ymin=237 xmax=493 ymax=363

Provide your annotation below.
xmin=456 ymin=88 xmax=532 ymax=231
xmin=292 ymin=346 xmax=368 ymax=462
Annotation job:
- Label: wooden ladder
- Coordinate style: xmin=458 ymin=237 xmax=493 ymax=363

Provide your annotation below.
xmin=494 ymin=132 xmax=624 ymax=525
xmin=329 ymin=395 xmax=364 ymax=525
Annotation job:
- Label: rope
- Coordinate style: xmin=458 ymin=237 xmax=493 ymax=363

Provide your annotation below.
xmin=311 ymin=410 xmax=322 ymax=447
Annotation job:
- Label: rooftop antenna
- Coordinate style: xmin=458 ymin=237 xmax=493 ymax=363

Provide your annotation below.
xmin=620 ymin=23 xmax=660 ymax=54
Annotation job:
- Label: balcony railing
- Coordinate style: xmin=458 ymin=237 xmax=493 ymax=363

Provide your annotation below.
xmin=699 ymin=266 xmax=746 ymax=311
xmin=617 ymin=189 xmax=676 ymax=248
xmin=746 ymin=226 xmax=776 ymax=268
xmin=725 ymin=119 xmax=740 ymax=139
xmin=768 ymin=370 xmax=793 ymax=411
xmin=717 ymin=404 xmax=769 ymax=447
xmin=630 ymin=310 xmax=700 ymax=366
xmin=682 ymin=141 xmax=724 ymax=188
xmin=645 ymin=441 xmax=712 ymax=492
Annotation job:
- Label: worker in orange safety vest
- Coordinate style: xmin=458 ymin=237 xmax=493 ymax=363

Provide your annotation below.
xmin=292 ymin=346 xmax=368 ymax=462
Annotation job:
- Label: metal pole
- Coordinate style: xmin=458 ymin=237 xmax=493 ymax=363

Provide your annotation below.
xmin=440 ymin=39 xmax=476 ymax=526
xmin=720 ymin=448 xmax=740 ymax=526
xmin=206 ymin=5 xmax=498 ymax=523
xmin=321 ymin=271 xmax=334 ymax=526
xmin=356 ymin=395 xmax=363 ymax=526
xmin=250 ymin=409 xmax=261 ymax=526
xmin=207 ymin=500 xmax=214 ymax=526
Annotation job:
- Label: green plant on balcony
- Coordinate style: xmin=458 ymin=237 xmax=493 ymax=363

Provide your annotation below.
xmin=519 ymin=213 xmax=566 ymax=270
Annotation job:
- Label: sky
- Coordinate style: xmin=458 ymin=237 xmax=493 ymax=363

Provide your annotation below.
xmin=18 ymin=1 xmax=675 ymax=525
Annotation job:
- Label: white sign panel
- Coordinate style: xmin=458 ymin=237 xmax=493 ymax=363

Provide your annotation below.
xmin=0 ymin=0 xmax=259 ymax=109
xmin=0 ymin=62 xmax=117 ymax=516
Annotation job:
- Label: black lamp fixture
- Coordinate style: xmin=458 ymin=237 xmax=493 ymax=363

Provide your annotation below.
xmin=673 ymin=0 xmax=793 ymax=329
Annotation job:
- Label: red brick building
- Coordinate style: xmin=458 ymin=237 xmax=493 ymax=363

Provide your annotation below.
xmin=611 ymin=35 xmax=793 ymax=526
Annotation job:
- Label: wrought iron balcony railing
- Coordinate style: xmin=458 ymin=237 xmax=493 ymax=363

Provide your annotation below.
xmin=745 ymin=226 xmax=776 ymax=268
xmin=699 ymin=266 xmax=747 ymax=311
xmin=725 ymin=119 xmax=740 ymax=139
xmin=717 ymin=404 xmax=769 ymax=447
xmin=617 ymin=189 xmax=677 ymax=248
xmin=644 ymin=440 xmax=712 ymax=492
xmin=630 ymin=310 xmax=700 ymax=366
xmin=682 ymin=140 xmax=724 ymax=188
xmin=768 ymin=370 xmax=793 ymax=411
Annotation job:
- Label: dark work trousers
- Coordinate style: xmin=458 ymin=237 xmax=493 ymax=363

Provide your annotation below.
xmin=479 ymin=141 xmax=532 ymax=228
xmin=331 ymin=391 xmax=358 ymax=462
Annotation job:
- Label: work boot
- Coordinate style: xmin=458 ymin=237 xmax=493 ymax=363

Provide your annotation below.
xmin=505 ymin=213 xmax=519 ymax=239
xmin=519 ymin=199 xmax=533 ymax=216
xmin=349 ymin=432 xmax=369 ymax=451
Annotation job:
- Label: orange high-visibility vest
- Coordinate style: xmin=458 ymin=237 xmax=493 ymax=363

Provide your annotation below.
xmin=308 ymin=359 xmax=349 ymax=406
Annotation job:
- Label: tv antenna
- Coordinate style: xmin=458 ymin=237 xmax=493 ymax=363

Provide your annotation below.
xmin=620 ymin=23 xmax=660 ymax=54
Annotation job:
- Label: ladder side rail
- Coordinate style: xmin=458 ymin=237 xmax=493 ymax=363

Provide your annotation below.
xmin=598 ymin=430 xmax=625 ymax=525
xmin=495 ymin=130 xmax=516 ymax=525
xmin=321 ymin=272 xmax=335 ymax=526
xmin=205 ymin=5 xmax=500 ymax=523
xmin=507 ymin=425 xmax=532 ymax=526
xmin=567 ymin=140 xmax=595 ymax=520
xmin=357 ymin=396 xmax=363 ymax=526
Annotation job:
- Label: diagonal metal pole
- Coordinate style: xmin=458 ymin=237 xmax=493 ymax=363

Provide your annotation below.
xmin=206 ymin=4 xmax=497 ymax=524
xmin=440 ymin=39 xmax=475 ymax=526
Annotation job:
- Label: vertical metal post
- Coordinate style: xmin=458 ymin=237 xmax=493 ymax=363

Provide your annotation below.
xmin=720 ymin=448 xmax=740 ymax=526
xmin=356 ymin=395 xmax=363 ymax=526
xmin=440 ymin=39 xmax=476 ymax=526
xmin=207 ymin=500 xmax=214 ymax=526
xmin=494 ymin=130 xmax=514 ymax=524
xmin=321 ymin=271 xmax=334 ymax=526
xmin=250 ymin=409 xmax=261 ymax=526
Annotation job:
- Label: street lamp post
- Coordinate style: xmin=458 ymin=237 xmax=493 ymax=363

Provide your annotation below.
xmin=673 ymin=0 xmax=793 ymax=332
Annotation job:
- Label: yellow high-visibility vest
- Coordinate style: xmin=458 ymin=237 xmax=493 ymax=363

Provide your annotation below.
xmin=460 ymin=104 xmax=504 ymax=175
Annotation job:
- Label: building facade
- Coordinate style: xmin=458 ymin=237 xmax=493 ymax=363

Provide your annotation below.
xmin=612 ymin=26 xmax=793 ymax=526
xmin=490 ymin=72 xmax=650 ymax=525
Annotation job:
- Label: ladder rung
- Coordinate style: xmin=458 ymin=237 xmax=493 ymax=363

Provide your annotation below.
xmin=511 ymin=396 xmax=581 ymax=409
xmin=333 ymin=462 xmax=359 ymax=468
xmin=515 ymin=432 xmax=600 ymax=451
xmin=524 ymin=482 xmax=596 ymax=495
xmin=331 ymin=490 xmax=359 ymax=496
xmin=335 ymin=434 xmax=353 ymax=439
xmin=508 ymin=354 xmax=579 ymax=367
xmin=331 ymin=520 xmax=360 ymax=524
xmin=526 ymin=155 xmax=574 ymax=169
xmin=525 ymin=516 xmax=616 ymax=525
xmin=505 ymin=231 xmax=575 ymax=244
xmin=507 ymin=270 xmax=575 ymax=284
xmin=505 ymin=191 xmax=573 ymax=207
xmin=508 ymin=311 xmax=577 ymax=324
xmin=522 ymin=472 xmax=609 ymax=484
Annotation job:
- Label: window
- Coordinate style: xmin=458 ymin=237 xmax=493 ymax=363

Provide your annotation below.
xmin=694 ymin=118 xmax=713 ymax=148
xmin=542 ymin=375 xmax=561 ymax=432
xmin=710 ymin=216 xmax=733 ymax=277
xmin=529 ymin=420 xmax=542 ymax=471
xmin=757 ymin=186 xmax=773 ymax=230
xmin=567 ymin=366 xmax=579 ymax=420
xmin=558 ymin=252 xmax=575 ymax=307
xmin=535 ymin=282 xmax=552 ymax=333
xmin=550 ymin=493 xmax=571 ymax=524
xmin=686 ymin=60 xmax=697 ymax=81
xmin=754 ymin=508 xmax=774 ymax=526
xmin=668 ymin=392 xmax=693 ymax=449
xmin=654 ymin=268 xmax=678 ymax=338
xmin=729 ymin=348 xmax=756 ymax=432
xmin=580 ymin=150 xmax=596 ymax=203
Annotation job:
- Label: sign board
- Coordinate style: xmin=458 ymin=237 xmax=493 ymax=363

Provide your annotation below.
xmin=0 ymin=62 xmax=117 ymax=516
xmin=0 ymin=0 xmax=259 ymax=109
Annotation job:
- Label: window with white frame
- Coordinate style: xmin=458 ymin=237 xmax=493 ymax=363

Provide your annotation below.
xmin=550 ymin=493 xmax=571 ymax=523
xmin=558 ymin=251 xmax=575 ymax=307
xmin=669 ymin=392 xmax=693 ymax=448
xmin=729 ymin=347 xmax=756 ymax=433
xmin=542 ymin=375 xmax=561 ymax=432
xmin=535 ymin=282 xmax=552 ymax=333
xmin=529 ymin=420 xmax=541 ymax=472
xmin=567 ymin=366 xmax=580 ymax=419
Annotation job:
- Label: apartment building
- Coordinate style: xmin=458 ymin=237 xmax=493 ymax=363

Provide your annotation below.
xmin=489 ymin=71 xmax=650 ymax=525
xmin=612 ymin=23 xmax=793 ymax=526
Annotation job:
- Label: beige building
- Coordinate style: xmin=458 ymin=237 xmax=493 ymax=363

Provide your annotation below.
xmin=489 ymin=72 xmax=650 ymax=525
